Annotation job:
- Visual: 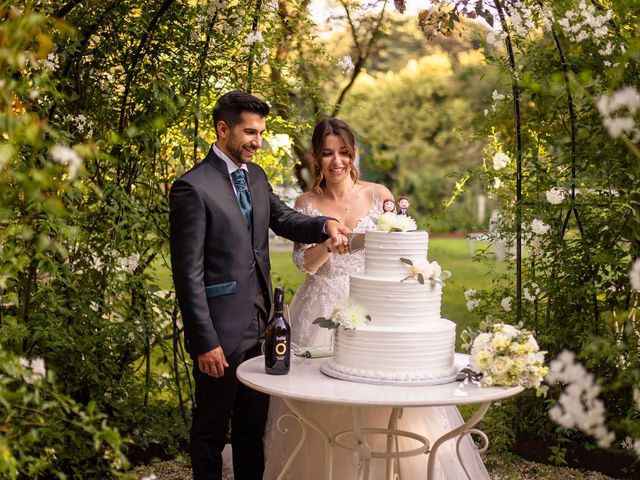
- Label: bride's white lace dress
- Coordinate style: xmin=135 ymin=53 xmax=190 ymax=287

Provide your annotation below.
xmin=263 ymin=201 xmax=490 ymax=480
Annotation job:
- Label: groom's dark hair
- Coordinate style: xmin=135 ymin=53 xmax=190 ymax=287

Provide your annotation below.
xmin=212 ymin=90 xmax=270 ymax=134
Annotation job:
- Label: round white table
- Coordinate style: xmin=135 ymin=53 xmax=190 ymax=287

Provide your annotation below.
xmin=237 ymin=354 xmax=523 ymax=480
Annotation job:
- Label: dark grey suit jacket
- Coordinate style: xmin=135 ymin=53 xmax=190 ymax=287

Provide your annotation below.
xmin=169 ymin=149 xmax=328 ymax=356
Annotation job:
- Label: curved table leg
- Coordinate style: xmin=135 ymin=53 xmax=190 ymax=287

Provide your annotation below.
xmin=352 ymin=406 xmax=372 ymax=480
xmin=279 ymin=398 xmax=334 ymax=480
xmin=426 ymin=401 xmax=492 ymax=480
xmin=385 ymin=408 xmax=402 ymax=480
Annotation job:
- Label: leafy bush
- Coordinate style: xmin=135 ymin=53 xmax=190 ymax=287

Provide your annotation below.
xmin=0 ymin=346 xmax=127 ymax=479
xmin=425 ymin=0 xmax=640 ymax=470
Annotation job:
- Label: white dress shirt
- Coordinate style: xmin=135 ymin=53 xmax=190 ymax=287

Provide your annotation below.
xmin=213 ymin=144 xmax=248 ymax=196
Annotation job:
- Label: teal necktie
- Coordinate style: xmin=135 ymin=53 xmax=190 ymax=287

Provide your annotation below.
xmin=231 ymin=169 xmax=252 ymax=228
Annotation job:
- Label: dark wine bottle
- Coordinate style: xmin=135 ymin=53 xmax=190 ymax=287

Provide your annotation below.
xmin=264 ymin=287 xmax=291 ymax=375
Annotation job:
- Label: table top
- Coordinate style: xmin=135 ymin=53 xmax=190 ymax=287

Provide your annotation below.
xmin=237 ymin=354 xmax=524 ymax=407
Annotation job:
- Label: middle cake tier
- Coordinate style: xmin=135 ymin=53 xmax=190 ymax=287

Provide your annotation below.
xmin=349 ymin=274 xmax=443 ymax=327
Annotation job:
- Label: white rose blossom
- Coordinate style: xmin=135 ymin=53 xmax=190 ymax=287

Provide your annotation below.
xmin=545 ymin=187 xmax=566 ymax=205
xmin=531 ymin=219 xmax=550 ymax=235
xmin=376 ymin=212 xmax=397 ymax=231
xmin=117 ymin=252 xmax=140 ymax=275
xmin=492 ymin=151 xmax=509 ymax=170
xmin=468 ymin=324 xmax=547 ymax=391
xmin=404 ymin=260 xmax=443 ymax=283
xmin=524 ymin=283 xmax=540 ymax=302
xmin=49 ymin=144 xmax=82 ymax=179
xmin=597 ymin=86 xmax=640 ymax=141
xmin=464 ymin=289 xmax=476 ymax=300
xmin=466 ymin=299 xmax=480 ymax=311
xmin=546 ymin=350 xmax=615 ymax=448
xmin=501 ymin=296 xmax=513 ymax=312
xmin=329 ymin=298 xmax=369 ymax=330
xmin=394 ymin=214 xmax=417 ymax=232
xmin=376 ymin=212 xmax=417 ymax=232
xmin=19 ymin=357 xmax=47 ymax=383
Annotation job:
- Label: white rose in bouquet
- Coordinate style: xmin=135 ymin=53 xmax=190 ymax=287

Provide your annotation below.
xmin=496 ymin=323 xmax=519 ymax=339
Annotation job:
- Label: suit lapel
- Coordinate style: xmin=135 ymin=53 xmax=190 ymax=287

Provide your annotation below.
xmin=205 ymin=149 xmax=250 ymax=233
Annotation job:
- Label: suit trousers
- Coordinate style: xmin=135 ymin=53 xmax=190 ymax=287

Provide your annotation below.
xmin=190 ymin=310 xmax=268 ymax=480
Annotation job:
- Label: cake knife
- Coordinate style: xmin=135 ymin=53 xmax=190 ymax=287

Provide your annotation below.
xmin=347 ymin=232 xmax=365 ymax=253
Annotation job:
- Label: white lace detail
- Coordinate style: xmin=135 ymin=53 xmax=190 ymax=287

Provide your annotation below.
xmin=289 ymin=199 xmax=382 ymax=347
xmin=292 ymin=203 xmax=319 ymax=274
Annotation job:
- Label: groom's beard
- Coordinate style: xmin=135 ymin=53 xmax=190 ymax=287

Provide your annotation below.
xmin=227 ymin=141 xmax=258 ymax=165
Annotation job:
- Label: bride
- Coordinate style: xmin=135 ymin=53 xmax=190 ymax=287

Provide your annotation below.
xmin=263 ymin=118 xmax=490 ymax=479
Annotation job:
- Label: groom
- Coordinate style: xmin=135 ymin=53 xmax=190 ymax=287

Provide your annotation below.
xmin=169 ymin=90 xmax=350 ymax=480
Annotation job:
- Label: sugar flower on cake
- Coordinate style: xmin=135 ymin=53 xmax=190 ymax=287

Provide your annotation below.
xmin=376 ymin=212 xmax=417 ymax=232
xmin=313 ymin=298 xmax=371 ymax=330
xmin=461 ymin=322 xmax=548 ymax=394
xmin=394 ymin=214 xmax=417 ymax=231
xmin=399 ymin=258 xmax=450 ymax=285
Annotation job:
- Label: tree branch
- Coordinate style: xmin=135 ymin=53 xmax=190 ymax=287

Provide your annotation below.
xmin=332 ymin=0 xmax=388 ymax=116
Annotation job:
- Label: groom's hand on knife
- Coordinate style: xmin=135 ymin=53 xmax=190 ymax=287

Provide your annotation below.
xmin=198 ymin=347 xmax=229 ymax=377
xmin=325 ymin=220 xmax=351 ymax=255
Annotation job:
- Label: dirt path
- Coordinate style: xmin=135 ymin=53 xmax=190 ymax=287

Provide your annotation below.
xmin=131 ymin=453 xmax=622 ymax=480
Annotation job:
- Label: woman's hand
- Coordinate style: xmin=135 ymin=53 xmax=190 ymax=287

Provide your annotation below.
xmin=325 ymin=220 xmax=351 ymax=254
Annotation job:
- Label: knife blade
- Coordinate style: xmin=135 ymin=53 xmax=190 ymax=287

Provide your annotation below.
xmin=347 ymin=232 xmax=365 ymax=253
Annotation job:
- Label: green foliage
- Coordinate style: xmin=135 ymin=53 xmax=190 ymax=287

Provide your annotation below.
xmin=338 ymin=18 xmax=500 ymax=231
xmin=0 ymin=345 xmax=127 ymax=478
xmin=0 ymin=0 xmax=332 ymax=474
xmin=428 ymin=0 xmax=640 ymax=467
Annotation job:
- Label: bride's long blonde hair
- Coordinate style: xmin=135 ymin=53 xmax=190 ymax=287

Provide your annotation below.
xmin=310 ymin=118 xmax=360 ymax=194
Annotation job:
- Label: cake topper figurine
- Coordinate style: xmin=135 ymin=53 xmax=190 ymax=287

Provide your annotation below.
xmin=382 ymin=198 xmax=396 ymax=213
xmin=397 ymin=196 xmax=410 ymax=215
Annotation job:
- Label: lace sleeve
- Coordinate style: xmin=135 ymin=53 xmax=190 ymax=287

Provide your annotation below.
xmin=291 ymin=201 xmax=321 ymax=274
xmin=292 ymin=242 xmax=318 ymax=274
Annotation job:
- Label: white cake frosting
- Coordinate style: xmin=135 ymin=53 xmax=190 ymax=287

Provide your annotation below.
xmin=327 ymin=230 xmax=457 ymax=384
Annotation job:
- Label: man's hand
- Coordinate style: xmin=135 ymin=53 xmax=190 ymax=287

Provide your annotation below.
xmin=325 ymin=220 xmax=351 ymax=255
xmin=198 ymin=346 xmax=229 ymax=378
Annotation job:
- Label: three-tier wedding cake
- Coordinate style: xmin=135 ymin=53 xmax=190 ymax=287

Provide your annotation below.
xmin=321 ymin=228 xmax=457 ymax=385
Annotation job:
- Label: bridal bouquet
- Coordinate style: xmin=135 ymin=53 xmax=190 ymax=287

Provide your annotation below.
xmin=461 ymin=322 xmax=548 ymax=395
xmin=376 ymin=212 xmax=417 ymax=232
xmin=313 ymin=298 xmax=371 ymax=330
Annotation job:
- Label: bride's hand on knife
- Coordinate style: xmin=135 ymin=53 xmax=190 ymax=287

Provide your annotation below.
xmin=325 ymin=219 xmax=351 ymax=255
xmin=327 ymin=234 xmax=349 ymax=255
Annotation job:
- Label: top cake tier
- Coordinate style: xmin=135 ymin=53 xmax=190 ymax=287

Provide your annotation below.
xmin=364 ymin=230 xmax=429 ymax=280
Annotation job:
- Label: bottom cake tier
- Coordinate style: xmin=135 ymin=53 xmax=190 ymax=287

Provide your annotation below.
xmin=328 ymin=319 xmax=457 ymax=383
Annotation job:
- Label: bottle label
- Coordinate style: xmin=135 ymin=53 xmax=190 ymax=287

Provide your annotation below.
xmin=274 ymin=335 xmax=287 ymax=359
